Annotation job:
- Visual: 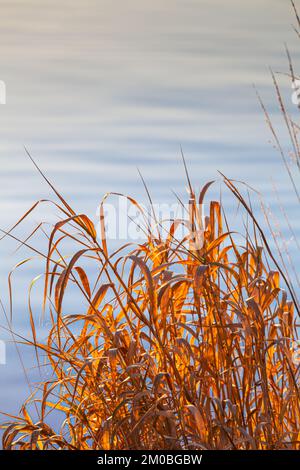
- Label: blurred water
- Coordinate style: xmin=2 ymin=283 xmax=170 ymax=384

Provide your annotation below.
xmin=0 ymin=0 xmax=299 ymax=421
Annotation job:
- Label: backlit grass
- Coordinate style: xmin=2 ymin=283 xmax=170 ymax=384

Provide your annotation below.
xmin=1 ymin=171 xmax=299 ymax=450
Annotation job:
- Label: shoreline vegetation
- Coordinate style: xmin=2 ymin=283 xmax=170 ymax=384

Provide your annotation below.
xmin=1 ymin=0 xmax=300 ymax=452
xmin=0 ymin=167 xmax=299 ymax=450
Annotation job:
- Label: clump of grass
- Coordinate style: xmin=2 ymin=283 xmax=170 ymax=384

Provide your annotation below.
xmin=1 ymin=167 xmax=299 ymax=450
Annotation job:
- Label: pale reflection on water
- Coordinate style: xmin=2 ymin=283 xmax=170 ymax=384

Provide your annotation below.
xmin=0 ymin=0 xmax=299 ymax=416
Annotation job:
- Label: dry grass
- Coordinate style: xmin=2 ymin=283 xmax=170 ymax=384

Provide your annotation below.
xmin=258 ymin=0 xmax=300 ymax=201
xmin=1 ymin=167 xmax=299 ymax=450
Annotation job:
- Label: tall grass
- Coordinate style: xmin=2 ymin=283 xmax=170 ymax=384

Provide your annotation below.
xmin=1 ymin=168 xmax=299 ymax=450
xmin=258 ymin=1 xmax=300 ymax=197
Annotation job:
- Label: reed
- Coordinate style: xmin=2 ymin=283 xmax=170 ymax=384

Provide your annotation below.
xmin=1 ymin=168 xmax=299 ymax=450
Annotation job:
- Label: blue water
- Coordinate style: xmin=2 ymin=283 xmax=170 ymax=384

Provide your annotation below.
xmin=0 ymin=0 xmax=299 ymax=424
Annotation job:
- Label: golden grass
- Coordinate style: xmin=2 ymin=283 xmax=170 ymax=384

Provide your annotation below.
xmin=1 ymin=167 xmax=299 ymax=450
